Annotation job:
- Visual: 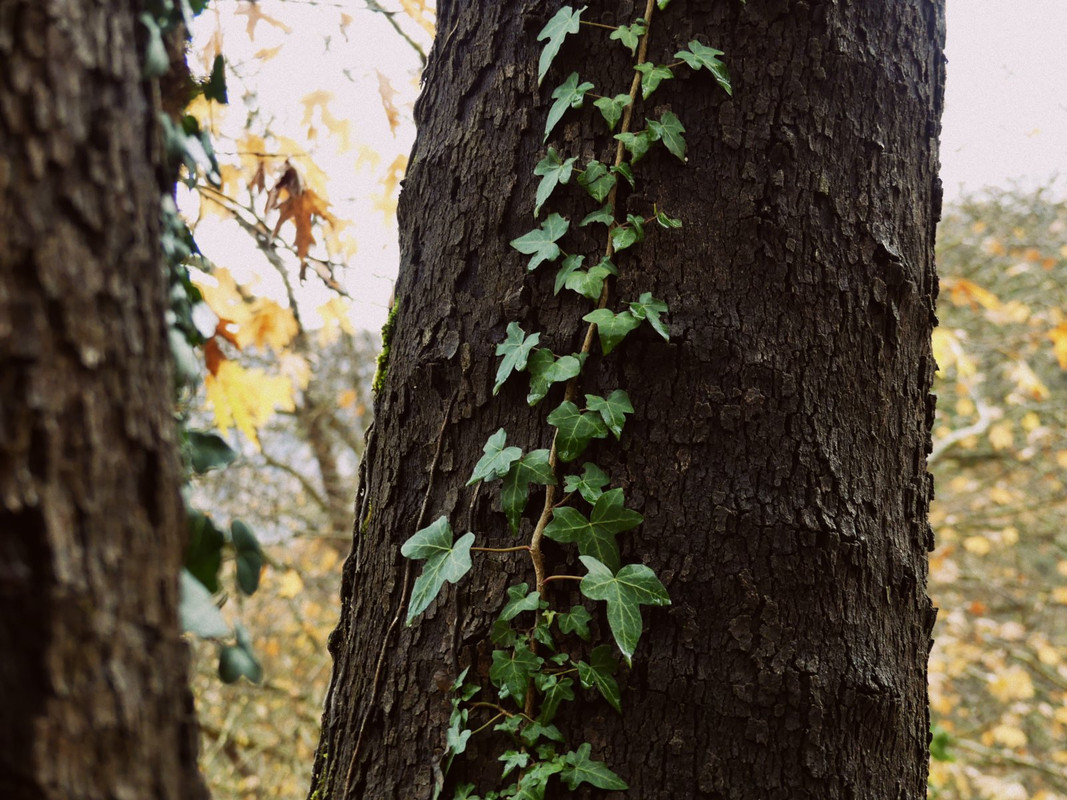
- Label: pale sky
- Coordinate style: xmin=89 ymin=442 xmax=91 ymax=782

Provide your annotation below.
xmin=188 ymin=1 xmax=1066 ymax=331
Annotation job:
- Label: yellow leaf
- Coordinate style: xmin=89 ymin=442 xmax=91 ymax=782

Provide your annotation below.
xmin=277 ymin=569 xmax=305 ymax=599
xmin=1000 ymin=526 xmax=1018 ymax=546
xmin=987 ymin=666 xmax=1034 ymax=702
xmin=1056 ymin=451 xmax=1067 ymax=470
xmin=204 ymin=360 xmax=294 ymax=449
xmin=242 ymin=297 xmax=298 ymax=353
xmin=1055 ymin=706 xmax=1067 ymax=725
xmin=1049 ymin=323 xmax=1067 ymax=369
xmin=990 ymin=724 xmax=1027 ymax=749
xmin=955 ymin=396 xmax=976 ymax=417
xmin=944 ymin=277 xmax=1001 ymax=311
xmin=988 ymin=486 xmax=1014 ymax=505
xmin=963 ymin=536 xmax=991 ymax=556
xmin=1052 ymin=586 xmax=1067 ymax=605
xmin=988 ymin=421 xmax=1013 ymax=451
xmin=1021 ymin=411 xmax=1041 ymax=432
xmin=338 ymin=389 xmax=358 ymax=409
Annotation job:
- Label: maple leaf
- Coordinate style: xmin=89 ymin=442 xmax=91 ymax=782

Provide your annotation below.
xmin=204 ymin=359 xmax=295 ymax=450
xmin=244 ymin=297 xmax=298 ymax=353
xmin=398 ymin=0 xmax=436 ymax=36
xmin=376 ymin=70 xmax=402 ymax=135
xmin=265 ymin=162 xmax=338 ymax=279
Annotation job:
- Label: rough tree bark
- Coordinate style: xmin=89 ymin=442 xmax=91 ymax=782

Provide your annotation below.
xmin=312 ymin=1 xmax=944 ymax=797
xmin=0 ymin=2 xmax=207 ymax=798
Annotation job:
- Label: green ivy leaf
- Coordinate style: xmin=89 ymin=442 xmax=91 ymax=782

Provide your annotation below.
xmin=579 ymin=204 xmax=615 ymax=228
xmin=612 ymin=162 xmax=636 ymax=188
xmin=536 ymin=5 xmax=586 ymax=86
xmin=552 ymin=254 xmax=584 ymax=294
xmin=675 ymin=40 xmax=732 ymax=95
xmin=543 ymin=487 xmax=642 ymax=571
xmin=468 ymin=428 xmax=523 ymax=485
xmin=446 ymin=714 xmax=472 ymax=760
xmin=579 ymin=556 xmax=670 ymax=664
xmin=537 ymin=675 xmax=575 ymax=723
xmin=545 ymin=72 xmax=595 ymax=142
xmin=520 ymin=720 xmax=565 ymax=746
xmin=657 ymin=0 xmax=672 ymax=7
xmin=577 ymin=644 xmax=622 ymax=712
xmin=499 ymin=750 xmax=530 ymax=778
xmin=577 ymin=160 xmax=616 ymax=203
xmin=557 ymin=604 xmax=593 ymax=640
xmin=546 ymin=400 xmax=610 ymax=462
xmin=502 ymin=450 xmax=556 ymax=532
xmin=559 ymin=742 xmax=628 ymax=791
xmin=231 ymin=519 xmax=263 ymax=595
xmin=204 ymin=54 xmax=228 ymax=103
xmin=592 ymin=93 xmax=631 ymax=131
xmin=533 ymin=147 xmax=577 ymax=216
xmin=494 ymin=322 xmax=540 ymax=395
xmin=613 ymin=130 xmax=653 ymax=163
xmin=655 ymin=209 xmax=683 ymax=229
xmin=582 ymin=308 xmax=641 ymax=354
xmin=491 ymin=618 xmax=520 ymax=648
xmin=647 ymin=110 xmax=686 ymax=161
xmin=610 ymin=19 xmax=646 ymax=55
xmin=633 ymin=62 xmax=673 ymax=99
xmin=510 ymin=213 xmax=569 ymax=271
xmin=628 ymin=292 xmax=670 ymax=341
xmin=585 ymin=390 xmax=634 ymax=439
xmin=563 ymin=258 xmax=617 ymax=301
xmin=187 ymin=430 xmax=237 ymax=474
xmin=185 ymin=509 xmax=225 ymax=593
xmin=401 ymin=517 xmax=476 ymax=623
xmin=525 ymin=350 xmax=582 ymax=406
xmin=499 ymin=583 xmax=542 ymax=621
xmin=453 ymin=783 xmax=479 ymax=800
xmin=563 ymin=462 xmax=610 ymax=504
xmin=490 ymin=646 xmax=543 ymax=705
xmin=179 ymin=568 xmax=230 ymax=638
xmin=218 ymin=634 xmax=263 ymax=684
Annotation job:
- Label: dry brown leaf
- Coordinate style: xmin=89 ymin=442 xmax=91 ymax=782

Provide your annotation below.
xmin=235 ymin=1 xmax=292 ymax=40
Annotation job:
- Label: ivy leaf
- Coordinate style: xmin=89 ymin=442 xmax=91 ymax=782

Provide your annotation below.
xmin=499 ymin=750 xmax=530 ymax=778
xmin=647 ymin=111 xmax=687 ymax=161
xmin=582 ymin=308 xmax=641 ymax=354
xmin=585 ymin=390 xmax=634 ymax=439
xmin=557 ymin=604 xmax=593 ymax=640
xmin=552 ymin=254 xmax=584 ymax=294
xmin=179 ymin=569 xmax=230 ymax=638
xmin=613 ymin=130 xmax=653 ymax=163
xmin=564 ymin=258 xmax=617 ymax=301
xmin=612 ymin=162 xmax=636 ymax=188
xmin=592 ymin=93 xmax=631 ymax=131
xmin=610 ymin=19 xmax=646 ymax=55
xmin=185 ymin=509 xmax=225 ymax=593
xmin=401 ymin=517 xmax=476 ymax=623
xmin=520 ymin=720 xmax=565 ymax=746
xmin=542 ymin=488 xmax=641 ymax=572
xmin=628 ymin=292 xmax=670 ymax=341
xmin=675 ymin=40 xmax=732 ymax=95
xmin=657 ymin=0 xmax=672 ymax=7
xmin=655 ymin=209 xmax=682 ymax=229
xmin=538 ymin=675 xmax=575 ymax=723
xmin=559 ymin=742 xmax=629 ymax=791
xmin=510 ymin=213 xmax=570 ymax=271
xmin=579 ymin=204 xmax=615 ymax=228
xmin=231 ymin=519 xmax=263 ymax=595
xmin=577 ymin=644 xmax=622 ymax=712
xmin=468 ymin=428 xmax=523 ymax=485
xmin=526 ymin=350 xmax=582 ymax=406
xmin=577 ymin=160 xmax=616 ymax=203
xmin=490 ymin=646 xmax=543 ymax=705
xmin=491 ymin=617 xmax=520 ymax=648
xmin=545 ymin=72 xmax=594 ymax=142
xmin=501 ymin=450 xmax=556 ymax=532
xmin=186 ymin=430 xmax=237 ymax=474
xmin=499 ymin=583 xmax=542 ymax=622
xmin=633 ymin=62 xmax=673 ymax=99
xmin=536 ymin=5 xmax=586 ymax=86
xmin=533 ymin=147 xmax=577 ymax=216
xmin=494 ymin=322 xmax=540 ymax=395
xmin=563 ymin=462 xmax=611 ymax=504
xmin=546 ymin=400 xmax=610 ymax=462
xmin=579 ymin=556 xmax=670 ymax=664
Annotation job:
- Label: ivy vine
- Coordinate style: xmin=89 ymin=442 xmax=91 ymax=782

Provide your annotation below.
xmin=401 ymin=2 xmax=732 ymax=796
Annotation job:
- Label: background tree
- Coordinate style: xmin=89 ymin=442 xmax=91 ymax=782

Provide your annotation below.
xmin=0 ymin=1 xmax=207 ymax=797
xmin=309 ymin=2 xmax=945 ymax=798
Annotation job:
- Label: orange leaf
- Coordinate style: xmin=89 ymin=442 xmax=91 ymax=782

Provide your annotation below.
xmin=1048 ymin=323 xmax=1067 ymax=369
xmin=376 ymin=70 xmax=402 ymax=135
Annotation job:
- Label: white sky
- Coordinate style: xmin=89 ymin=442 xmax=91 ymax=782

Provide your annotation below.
xmin=188 ymin=1 xmax=1066 ymax=331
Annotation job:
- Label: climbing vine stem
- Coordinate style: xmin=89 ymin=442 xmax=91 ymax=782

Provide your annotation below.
xmin=398 ymin=2 xmax=733 ymax=797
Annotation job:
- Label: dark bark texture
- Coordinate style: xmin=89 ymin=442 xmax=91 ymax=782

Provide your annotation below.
xmin=313 ymin=0 xmax=944 ymax=797
xmin=0 ymin=2 xmax=207 ymax=798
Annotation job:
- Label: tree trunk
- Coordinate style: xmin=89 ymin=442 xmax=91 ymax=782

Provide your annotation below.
xmin=312 ymin=1 xmax=944 ymax=798
xmin=0 ymin=2 xmax=207 ymax=798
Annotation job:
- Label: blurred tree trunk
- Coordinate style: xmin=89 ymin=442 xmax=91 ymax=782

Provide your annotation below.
xmin=0 ymin=2 xmax=207 ymax=798
xmin=311 ymin=1 xmax=944 ymax=798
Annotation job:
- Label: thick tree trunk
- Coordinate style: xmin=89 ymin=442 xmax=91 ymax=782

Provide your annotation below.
xmin=312 ymin=1 xmax=944 ymax=798
xmin=0 ymin=2 xmax=207 ymax=798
